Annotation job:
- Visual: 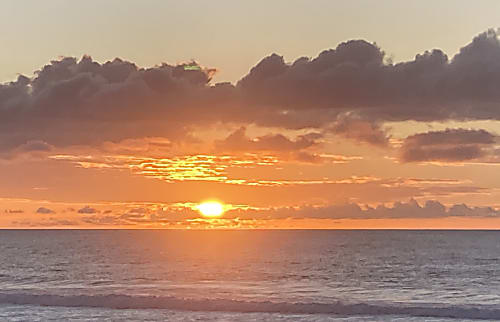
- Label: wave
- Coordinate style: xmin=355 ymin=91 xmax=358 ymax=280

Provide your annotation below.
xmin=0 ymin=292 xmax=498 ymax=320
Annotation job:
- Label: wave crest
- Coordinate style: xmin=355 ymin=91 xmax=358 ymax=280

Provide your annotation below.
xmin=0 ymin=293 xmax=498 ymax=320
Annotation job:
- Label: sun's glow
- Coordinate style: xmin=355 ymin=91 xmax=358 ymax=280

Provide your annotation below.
xmin=197 ymin=201 xmax=225 ymax=217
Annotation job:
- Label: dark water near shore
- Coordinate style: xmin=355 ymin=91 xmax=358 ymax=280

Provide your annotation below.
xmin=0 ymin=230 xmax=499 ymax=321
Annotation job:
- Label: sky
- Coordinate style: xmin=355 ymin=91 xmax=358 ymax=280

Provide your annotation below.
xmin=2 ymin=1 xmax=500 ymax=228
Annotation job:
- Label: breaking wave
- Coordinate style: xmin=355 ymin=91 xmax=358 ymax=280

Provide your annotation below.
xmin=0 ymin=292 xmax=498 ymax=320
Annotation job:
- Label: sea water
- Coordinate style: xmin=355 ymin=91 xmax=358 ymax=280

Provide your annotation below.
xmin=0 ymin=230 xmax=499 ymax=321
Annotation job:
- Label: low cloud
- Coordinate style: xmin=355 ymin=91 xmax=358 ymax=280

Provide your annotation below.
xmin=400 ymin=128 xmax=498 ymax=162
xmin=229 ymin=199 xmax=500 ymax=220
xmin=81 ymin=215 xmax=132 ymax=226
xmin=77 ymin=206 xmax=99 ymax=214
xmin=11 ymin=218 xmax=79 ymax=227
xmin=36 ymin=207 xmax=55 ymax=214
xmin=75 ymin=199 xmax=500 ymax=226
xmin=4 ymin=209 xmax=24 ymax=214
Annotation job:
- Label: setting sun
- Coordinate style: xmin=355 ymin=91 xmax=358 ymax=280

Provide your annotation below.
xmin=196 ymin=201 xmax=225 ymax=217
xmin=2 ymin=2 xmax=500 ymax=320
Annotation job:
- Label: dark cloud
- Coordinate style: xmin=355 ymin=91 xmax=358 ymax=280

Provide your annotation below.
xmin=15 ymin=140 xmax=53 ymax=153
xmin=2 ymin=30 xmax=500 ymax=152
xmin=328 ymin=116 xmax=390 ymax=146
xmin=400 ymin=128 xmax=498 ymax=162
xmin=0 ymin=57 xmax=220 ymax=153
xmin=0 ymin=140 xmax=53 ymax=160
xmin=215 ymin=127 xmax=321 ymax=152
xmin=77 ymin=206 xmax=99 ymax=214
xmin=36 ymin=207 xmax=55 ymax=214
xmin=238 ymin=30 xmax=500 ymax=123
xmin=214 ymin=128 xmax=348 ymax=163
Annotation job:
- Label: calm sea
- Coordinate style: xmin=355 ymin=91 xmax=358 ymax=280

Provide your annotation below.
xmin=0 ymin=230 xmax=499 ymax=321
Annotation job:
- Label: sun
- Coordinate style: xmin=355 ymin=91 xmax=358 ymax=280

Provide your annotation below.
xmin=196 ymin=201 xmax=225 ymax=217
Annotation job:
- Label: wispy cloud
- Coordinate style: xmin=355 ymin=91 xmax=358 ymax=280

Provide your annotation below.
xmin=49 ymin=153 xmax=361 ymax=186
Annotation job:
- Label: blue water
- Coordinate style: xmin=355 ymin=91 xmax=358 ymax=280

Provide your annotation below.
xmin=0 ymin=230 xmax=499 ymax=321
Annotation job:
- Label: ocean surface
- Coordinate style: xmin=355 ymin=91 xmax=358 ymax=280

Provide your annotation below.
xmin=0 ymin=230 xmax=499 ymax=321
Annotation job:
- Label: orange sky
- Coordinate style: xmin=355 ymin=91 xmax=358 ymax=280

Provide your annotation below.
xmin=2 ymin=4 xmax=500 ymax=228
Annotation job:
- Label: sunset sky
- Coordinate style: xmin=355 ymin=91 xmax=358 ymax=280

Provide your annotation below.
xmin=3 ymin=1 xmax=500 ymax=228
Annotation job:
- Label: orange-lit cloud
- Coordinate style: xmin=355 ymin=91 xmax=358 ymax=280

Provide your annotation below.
xmin=48 ymin=153 xmax=363 ymax=186
xmin=3 ymin=31 xmax=500 ymax=228
xmin=2 ymin=197 xmax=500 ymax=229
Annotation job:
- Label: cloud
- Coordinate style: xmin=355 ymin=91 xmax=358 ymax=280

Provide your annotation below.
xmin=11 ymin=218 xmax=79 ymax=227
xmin=229 ymin=199 xmax=500 ymax=220
xmin=2 ymin=30 xmax=500 ymax=152
xmin=215 ymin=127 xmax=321 ymax=152
xmin=238 ymin=30 xmax=500 ymax=124
xmin=0 ymin=140 xmax=54 ymax=160
xmin=400 ymin=128 xmax=498 ymax=162
xmin=0 ymin=57 xmax=219 ymax=153
xmin=36 ymin=207 xmax=55 ymax=214
xmin=49 ymin=152 xmax=364 ymax=185
xmin=81 ymin=207 xmax=200 ymax=226
xmin=9 ymin=196 xmax=500 ymax=228
xmin=4 ymin=209 xmax=24 ymax=214
xmin=81 ymin=215 xmax=132 ymax=226
xmin=77 ymin=206 xmax=99 ymax=214
xmin=328 ymin=116 xmax=390 ymax=146
xmin=76 ymin=199 xmax=500 ymax=226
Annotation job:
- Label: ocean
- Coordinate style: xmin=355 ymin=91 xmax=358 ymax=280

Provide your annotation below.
xmin=0 ymin=230 xmax=499 ymax=321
